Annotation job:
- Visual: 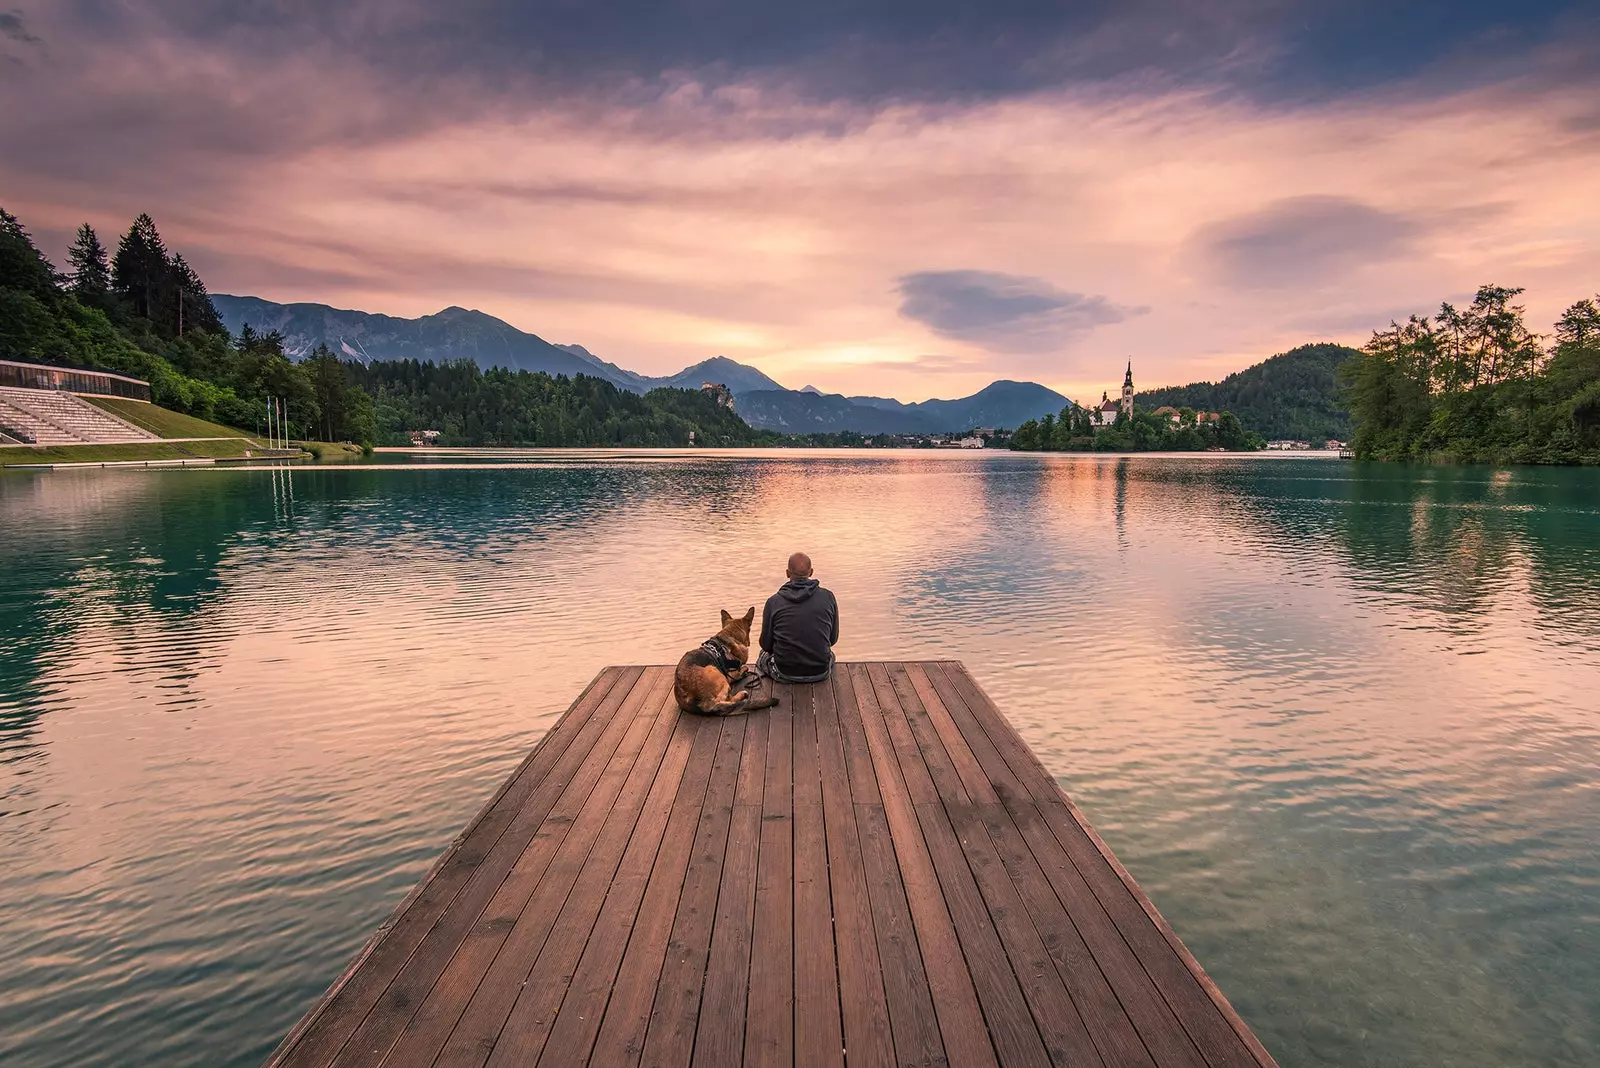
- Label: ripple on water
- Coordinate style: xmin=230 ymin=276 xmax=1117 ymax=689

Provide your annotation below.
xmin=0 ymin=455 xmax=1597 ymax=1067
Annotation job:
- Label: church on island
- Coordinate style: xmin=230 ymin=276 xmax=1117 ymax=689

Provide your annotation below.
xmin=1093 ymin=362 xmax=1135 ymax=426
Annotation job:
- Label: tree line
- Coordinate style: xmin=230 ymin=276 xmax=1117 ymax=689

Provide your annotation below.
xmin=1341 ymin=285 xmax=1600 ymax=463
xmin=1136 ymin=342 xmax=1357 ymax=442
xmin=0 ymin=206 xmax=777 ymax=448
xmin=1010 ymin=404 xmax=1252 ymax=452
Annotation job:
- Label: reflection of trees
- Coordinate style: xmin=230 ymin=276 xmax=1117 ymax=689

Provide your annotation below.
xmin=0 ymin=459 xmax=790 ymax=746
xmin=1226 ymin=462 xmax=1600 ymax=646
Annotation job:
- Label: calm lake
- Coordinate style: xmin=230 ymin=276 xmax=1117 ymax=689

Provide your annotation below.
xmin=1 ymin=451 xmax=1597 ymax=1067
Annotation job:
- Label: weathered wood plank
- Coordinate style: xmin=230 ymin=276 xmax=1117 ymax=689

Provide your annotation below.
xmin=637 ymin=715 xmax=746 ymax=1067
xmin=789 ymin=683 xmax=845 ymax=1068
xmin=267 ymin=667 xmax=631 ymax=1068
xmin=537 ymin=713 xmax=722 ymax=1067
xmin=463 ymin=673 xmax=687 ymax=1067
xmin=858 ymin=664 xmax=997 ymax=1068
xmin=692 ymin=711 xmax=768 ymax=1066
xmin=384 ymin=669 xmax=675 ymax=1068
xmin=843 ymin=665 xmax=947 ymax=1068
xmin=814 ymin=673 xmax=894 ymax=1068
xmin=937 ymin=663 xmax=1275 ymax=1068
xmin=743 ymin=687 xmax=794 ymax=1068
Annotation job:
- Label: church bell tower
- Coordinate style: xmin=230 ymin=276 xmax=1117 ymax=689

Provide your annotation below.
xmin=1120 ymin=361 xmax=1134 ymax=418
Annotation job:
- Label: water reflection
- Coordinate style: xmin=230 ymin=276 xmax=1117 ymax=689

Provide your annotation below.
xmin=1 ymin=454 xmax=1597 ymax=1067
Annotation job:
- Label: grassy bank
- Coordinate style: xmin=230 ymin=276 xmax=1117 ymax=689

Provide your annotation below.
xmin=82 ymin=396 xmax=258 ymax=441
xmin=0 ymin=438 xmax=276 ymax=466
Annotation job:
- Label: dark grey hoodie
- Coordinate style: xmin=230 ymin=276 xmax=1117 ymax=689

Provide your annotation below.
xmin=760 ymin=577 xmax=840 ymax=677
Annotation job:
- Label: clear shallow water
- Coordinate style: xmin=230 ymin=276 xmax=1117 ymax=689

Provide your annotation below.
xmin=1 ymin=451 xmax=1597 ymax=1067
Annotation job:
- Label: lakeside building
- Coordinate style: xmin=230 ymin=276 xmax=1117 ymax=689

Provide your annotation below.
xmin=0 ymin=360 xmax=158 ymax=446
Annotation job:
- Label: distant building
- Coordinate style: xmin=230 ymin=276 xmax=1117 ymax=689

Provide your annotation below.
xmin=953 ymin=435 xmax=984 ymax=448
xmin=1093 ymin=361 xmax=1135 ymax=427
xmin=1265 ymin=440 xmax=1312 ymax=451
xmin=1323 ymin=439 xmax=1346 ymax=451
xmin=1152 ymin=405 xmax=1181 ymax=426
xmin=407 ymin=429 xmax=441 ymax=447
xmin=700 ymin=382 xmax=735 ymax=409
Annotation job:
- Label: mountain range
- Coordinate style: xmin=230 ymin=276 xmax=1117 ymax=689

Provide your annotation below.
xmin=212 ymin=295 xmax=1071 ymax=434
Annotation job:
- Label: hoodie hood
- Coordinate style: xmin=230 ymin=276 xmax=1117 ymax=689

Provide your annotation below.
xmin=778 ymin=577 xmax=819 ymax=602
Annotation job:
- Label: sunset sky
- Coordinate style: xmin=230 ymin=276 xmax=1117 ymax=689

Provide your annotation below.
xmin=4 ymin=1 xmax=1598 ymax=402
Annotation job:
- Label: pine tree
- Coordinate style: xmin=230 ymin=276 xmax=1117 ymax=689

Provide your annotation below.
xmin=0 ymin=206 xmax=60 ymax=297
xmin=112 ymin=213 xmax=170 ymax=321
xmin=66 ymin=223 xmax=112 ymax=300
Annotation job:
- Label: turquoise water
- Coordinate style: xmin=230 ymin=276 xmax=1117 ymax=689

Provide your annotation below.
xmin=1 ymin=452 xmax=1597 ymax=1066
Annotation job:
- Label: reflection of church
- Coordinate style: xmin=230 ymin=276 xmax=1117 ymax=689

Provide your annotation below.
xmin=1094 ymin=362 xmax=1134 ymax=426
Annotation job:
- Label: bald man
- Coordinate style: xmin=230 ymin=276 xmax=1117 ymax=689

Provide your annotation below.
xmin=757 ymin=552 xmax=840 ymax=685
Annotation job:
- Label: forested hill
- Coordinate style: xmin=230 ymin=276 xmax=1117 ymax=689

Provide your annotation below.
xmin=1137 ymin=342 xmax=1359 ymax=440
xmin=0 ymin=206 xmax=768 ymax=448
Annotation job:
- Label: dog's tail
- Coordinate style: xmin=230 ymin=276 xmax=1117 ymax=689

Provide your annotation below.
xmin=706 ymin=690 xmax=780 ymax=716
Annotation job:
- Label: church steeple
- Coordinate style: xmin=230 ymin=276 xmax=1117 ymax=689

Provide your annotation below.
xmin=1120 ymin=360 xmax=1134 ymax=418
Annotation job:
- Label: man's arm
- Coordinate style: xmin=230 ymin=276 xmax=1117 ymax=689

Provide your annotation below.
xmin=828 ymin=592 xmax=840 ymax=646
xmin=760 ymin=596 xmax=775 ymax=653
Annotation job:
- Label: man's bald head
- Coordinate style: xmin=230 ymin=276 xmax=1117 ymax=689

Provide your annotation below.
xmin=786 ymin=552 xmax=813 ymax=579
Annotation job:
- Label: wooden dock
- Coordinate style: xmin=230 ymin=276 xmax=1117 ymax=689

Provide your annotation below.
xmin=267 ymin=663 xmax=1277 ymax=1068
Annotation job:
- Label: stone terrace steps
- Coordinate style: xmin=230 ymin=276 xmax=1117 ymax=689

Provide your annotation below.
xmin=0 ymin=388 xmax=160 ymax=445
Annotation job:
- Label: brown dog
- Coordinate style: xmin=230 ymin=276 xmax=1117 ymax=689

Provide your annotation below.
xmin=674 ymin=607 xmax=779 ymax=716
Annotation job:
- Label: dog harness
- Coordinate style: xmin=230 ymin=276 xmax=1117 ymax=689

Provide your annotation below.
xmin=699 ymin=638 xmax=743 ymax=678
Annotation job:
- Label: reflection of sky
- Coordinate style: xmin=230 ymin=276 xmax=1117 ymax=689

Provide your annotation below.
xmin=1 ymin=454 xmax=1598 ymax=1067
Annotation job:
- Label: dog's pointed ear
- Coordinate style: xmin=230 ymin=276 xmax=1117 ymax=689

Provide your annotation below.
xmin=743 ymin=606 xmax=755 ymax=625
xmin=720 ymin=609 xmax=732 ymax=626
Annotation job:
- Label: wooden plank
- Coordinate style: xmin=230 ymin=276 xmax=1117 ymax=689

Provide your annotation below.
xmin=920 ymin=663 xmax=1026 ymax=806
xmin=441 ymin=672 xmax=685 ymax=1067
xmin=538 ymin=713 xmax=722 ymax=1067
xmin=976 ymin=797 xmax=1160 ymax=1068
xmin=907 ymin=679 xmax=1203 ymax=1068
xmin=743 ymin=688 xmax=794 ymax=1068
xmin=904 ymin=664 xmax=997 ymax=806
xmin=912 ymin=673 xmax=1161 ymax=1067
xmin=830 ymin=665 xmax=881 ymax=806
xmin=271 ymin=666 xmax=638 ymax=1068
xmin=339 ymin=667 xmax=666 ymax=1067
xmin=636 ymin=715 xmax=747 ymax=1067
xmin=814 ymin=673 xmax=894 ymax=1068
xmin=789 ymin=683 xmax=845 ymax=1068
xmin=937 ymin=663 xmax=1276 ymax=1068
xmin=883 ymin=670 xmax=1062 ymax=1068
xmin=1009 ymin=806 xmax=1207 ymax=1068
xmin=692 ymin=711 xmax=768 ymax=1066
xmin=857 ymin=664 xmax=997 ymax=1068
xmin=842 ymin=665 xmax=946 ymax=1068
xmin=265 ymin=668 xmax=620 ymax=1068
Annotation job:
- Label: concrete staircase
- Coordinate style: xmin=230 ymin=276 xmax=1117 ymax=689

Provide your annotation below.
xmin=0 ymin=388 xmax=160 ymax=445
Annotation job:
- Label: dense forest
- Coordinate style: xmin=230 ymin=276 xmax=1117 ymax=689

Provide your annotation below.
xmin=1342 ymin=285 xmax=1600 ymax=464
xmin=1136 ymin=342 xmax=1358 ymax=441
xmin=347 ymin=359 xmax=765 ymax=446
xmin=0 ymin=206 xmax=771 ymax=448
xmin=1009 ymin=404 xmax=1253 ymax=452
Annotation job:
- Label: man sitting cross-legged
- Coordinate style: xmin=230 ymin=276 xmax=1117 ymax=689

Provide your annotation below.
xmin=756 ymin=552 xmax=839 ymax=684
